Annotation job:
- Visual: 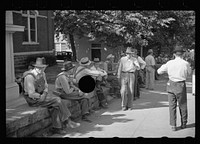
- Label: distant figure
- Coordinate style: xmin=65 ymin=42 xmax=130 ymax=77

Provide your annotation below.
xmin=157 ymin=45 xmax=192 ymax=131
xmin=145 ymin=49 xmax=156 ymax=90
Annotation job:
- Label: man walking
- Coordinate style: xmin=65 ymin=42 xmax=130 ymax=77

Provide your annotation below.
xmin=157 ymin=44 xmax=192 ymax=131
xmin=145 ymin=49 xmax=156 ymax=90
xmin=117 ymin=47 xmax=140 ymax=111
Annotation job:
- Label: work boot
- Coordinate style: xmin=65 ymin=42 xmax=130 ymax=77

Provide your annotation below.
xmin=82 ymin=115 xmax=92 ymax=123
xmin=66 ymin=119 xmax=80 ymax=128
xmin=180 ymin=124 xmax=187 ymax=129
xmin=171 ymin=126 xmax=177 ymax=131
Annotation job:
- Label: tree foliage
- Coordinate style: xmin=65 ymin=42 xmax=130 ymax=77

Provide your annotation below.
xmin=54 ymin=10 xmax=195 ymax=59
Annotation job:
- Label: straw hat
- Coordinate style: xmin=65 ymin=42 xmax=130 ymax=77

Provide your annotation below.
xmin=33 ymin=57 xmax=48 ymax=68
xmin=79 ymin=57 xmax=91 ymax=66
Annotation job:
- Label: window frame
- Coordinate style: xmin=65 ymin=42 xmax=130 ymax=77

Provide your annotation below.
xmin=22 ymin=10 xmax=39 ymax=45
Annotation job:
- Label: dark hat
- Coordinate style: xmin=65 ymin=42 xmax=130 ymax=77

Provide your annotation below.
xmin=61 ymin=61 xmax=75 ymax=71
xmin=79 ymin=57 xmax=91 ymax=66
xmin=93 ymin=58 xmax=100 ymax=63
xmin=173 ymin=45 xmax=185 ymax=53
xmin=33 ymin=57 xmax=48 ymax=68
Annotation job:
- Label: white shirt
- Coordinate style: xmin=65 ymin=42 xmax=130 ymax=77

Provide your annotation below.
xmin=24 ymin=69 xmax=48 ymax=99
xmin=157 ymin=57 xmax=191 ymax=82
xmin=75 ymin=66 xmax=101 ymax=83
xmin=145 ymin=55 xmax=155 ymax=66
xmin=137 ymin=56 xmax=146 ymax=69
xmin=117 ymin=55 xmax=140 ymax=78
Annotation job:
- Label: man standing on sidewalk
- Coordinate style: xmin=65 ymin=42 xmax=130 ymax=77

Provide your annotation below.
xmin=157 ymin=44 xmax=192 ymax=131
xmin=117 ymin=47 xmax=140 ymax=111
xmin=145 ymin=49 xmax=156 ymax=90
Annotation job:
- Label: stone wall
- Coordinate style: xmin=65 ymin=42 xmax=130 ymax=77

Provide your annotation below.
xmin=6 ymin=95 xmax=100 ymax=137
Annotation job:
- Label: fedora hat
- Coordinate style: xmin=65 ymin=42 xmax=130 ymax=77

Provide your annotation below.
xmin=79 ymin=57 xmax=91 ymax=66
xmin=126 ymin=47 xmax=137 ymax=54
xmin=61 ymin=61 xmax=75 ymax=71
xmin=93 ymin=58 xmax=100 ymax=63
xmin=173 ymin=45 xmax=185 ymax=53
xmin=148 ymin=49 xmax=153 ymax=54
xmin=106 ymin=54 xmax=115 ymax=59
xmin=33 ymin=57 xmax=48 ymax=68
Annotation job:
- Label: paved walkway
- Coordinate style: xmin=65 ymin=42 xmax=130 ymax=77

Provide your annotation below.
xmin=48 ymin=75 xmax=195 ymax=138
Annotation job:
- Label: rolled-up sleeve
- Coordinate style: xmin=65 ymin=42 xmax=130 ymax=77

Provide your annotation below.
xmin=43 ymin=72 xmax=48 ymax=93
xmin=59 ymin=75 xmax=74 ymax=94
xmin=157 ymin=64 xmax=167 ymax=74
xmin=138 ymin=56 xmax=146 ymax=69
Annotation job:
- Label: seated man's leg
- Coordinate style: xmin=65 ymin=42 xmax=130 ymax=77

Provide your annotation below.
xmin=79 ymin=98 xmax=92 ymax=122
xmin=96 ymin=89 xmax=108 ymax=108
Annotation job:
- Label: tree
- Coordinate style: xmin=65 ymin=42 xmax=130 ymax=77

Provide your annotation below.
xmin=54 ymin=10 xmax=177 ymax=59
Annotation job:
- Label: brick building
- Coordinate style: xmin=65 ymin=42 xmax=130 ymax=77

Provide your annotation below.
xmin=12 ymin=10 xmax=54 ymax=69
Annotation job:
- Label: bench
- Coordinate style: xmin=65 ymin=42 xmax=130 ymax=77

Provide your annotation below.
xmin=6 ymin=93 xmax=99 ymax=137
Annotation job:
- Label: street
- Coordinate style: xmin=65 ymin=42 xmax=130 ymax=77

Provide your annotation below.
xmin=48 ymin=75 xmax=195 ymax=138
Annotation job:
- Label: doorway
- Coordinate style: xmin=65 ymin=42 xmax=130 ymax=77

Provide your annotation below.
xmin=91 ymin=49 xmax=101 ymax=61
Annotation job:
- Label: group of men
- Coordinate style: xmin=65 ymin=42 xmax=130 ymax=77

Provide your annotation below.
xmin=21 ymin=43 xmax=192 ymax=135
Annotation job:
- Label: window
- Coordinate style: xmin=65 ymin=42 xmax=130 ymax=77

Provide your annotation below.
xmin=22 ymin=10 xmax=38 ymax=43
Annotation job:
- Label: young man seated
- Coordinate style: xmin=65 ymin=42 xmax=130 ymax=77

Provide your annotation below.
xmin=90 ymin=58 xmax=109 ymax=109
xmin=55 ymin=61 xmax=92 ymax=123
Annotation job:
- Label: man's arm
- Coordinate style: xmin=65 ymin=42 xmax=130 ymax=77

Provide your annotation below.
xmin=186 ymin=62 xmax=192 ymax=76
xmin=59 ymin=75 xmax=74 ymax=94
xmin=43 ymin=72 xmax=48 ymax=93
xmin=157 ymin=63 xmax=167 ymax=74
xmin=138 ymin=56 xmax=146 ymax=69
xmin=117 ymin=59 xmax=122 ymax=79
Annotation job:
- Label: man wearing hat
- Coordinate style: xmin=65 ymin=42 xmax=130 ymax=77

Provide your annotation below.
xmin=104 ymin=54 xmax=120 ymax=98
xmin=117 ymin=47 xmax=140 ymax=111
xmin=145 ymin=49 xmax=156 ymax=90
xmin=22 ymin=57 xmax=80 ymax=134
xmin=157 ymin=44 xmax=192 ymax=131
xmin=55 ymin=61 xmax=92 ymax=122
xmin=90 ymin=58 xmax=109 ymax=109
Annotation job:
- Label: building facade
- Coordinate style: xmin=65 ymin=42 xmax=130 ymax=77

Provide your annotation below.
xmin=12 ymin=10 xmax=54 ymax=69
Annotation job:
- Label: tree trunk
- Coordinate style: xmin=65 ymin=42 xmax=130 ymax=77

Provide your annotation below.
xmin=69 ymin=33 xmax=77 ymax=62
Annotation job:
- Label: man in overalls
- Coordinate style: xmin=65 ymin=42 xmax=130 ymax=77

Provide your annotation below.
xmin=157 ymin=45 xmax=192 ymax=131
xmin=23 ymin=58 xmax=80 ymax=134
xmin=55 ymin=61 xmax=92 ymax=122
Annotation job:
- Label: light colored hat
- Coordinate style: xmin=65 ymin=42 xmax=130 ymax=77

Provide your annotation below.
xmin=33 ymin=57 xmax=48 ymax=68
xmin=148 ymin=49 xmax=153 ymax=54
xmin=173 ymin=45 xmax=185 ymax=53
xmin=79 ymin=57 xmax=91 ymax=66
xmin=61 ymin=61 xmax=75 ymax=71
xmin=93 ymin=58 xmax=100 ymax=63
xmin=126 ymin=47 xmax=136 ymax=54
xmin=106 ymin=54 xmax=115 ymax=59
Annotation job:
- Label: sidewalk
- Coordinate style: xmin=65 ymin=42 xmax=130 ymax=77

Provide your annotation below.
xmin=47 ymin=76 xmax=195 ymax=138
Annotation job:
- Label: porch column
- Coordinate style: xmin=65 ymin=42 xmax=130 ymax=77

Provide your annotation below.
xmin=6 ymin=11 xmax=24 ymax=102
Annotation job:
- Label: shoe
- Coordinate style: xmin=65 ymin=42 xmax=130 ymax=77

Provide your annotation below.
xmin=180 ymin=124 xmax=186 ymax=129
xmin=171 ymin=126 xmax=177 ymax=131
xmin=82 ymin=115 xmax=92 ymax=123
xmin=127 ymin=107 xmax=133 ymax=110
xmin=67 ymin=120 xmax=80 ymax=128
xmin=51 ymin=128 xmax=67 ymax=135
xmin=89 ymin=109 xmax=95 ymax=113
xmin=122 ymin=107 xmax=127 ymax=111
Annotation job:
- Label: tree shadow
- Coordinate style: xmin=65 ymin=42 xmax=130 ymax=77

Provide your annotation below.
xmin=62 ymin=113 xmax=133 ymax=137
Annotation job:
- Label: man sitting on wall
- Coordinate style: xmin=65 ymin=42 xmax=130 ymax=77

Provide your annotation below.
xmin=54 ymin=61 xmax=92 ymax=123
xmin=22 ymin=57 xmax=80 ymax=135
xmin=90 ymin=58 xmax=109 ymax=109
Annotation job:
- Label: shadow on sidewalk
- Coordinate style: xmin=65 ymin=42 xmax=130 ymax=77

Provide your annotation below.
xmin=175 ymin=123 xmax=195 ymax=131
xmin=62 ymin=113 xmax=133 ymax=137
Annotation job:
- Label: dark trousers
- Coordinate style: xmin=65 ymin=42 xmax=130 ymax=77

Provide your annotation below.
xmin=167 ymin=80 xmax=188 ymax=126
xmin=24 ymin=95 xmax=71 ymax=129
xmin=58 ymin=90 xmax=90 ymax=116
xmin=134 ymin=70 xmax=140 ymax=99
